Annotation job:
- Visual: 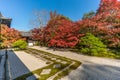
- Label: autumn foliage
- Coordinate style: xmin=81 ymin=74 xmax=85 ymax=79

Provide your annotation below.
xmin=76 ymin=0 xmax=120 ymax=47
xmin=48 ymin=17 xmax=81 ymax=48
xmin=32 ymin=12 xmax=84 ymax=48
xmin=0 ymin=24 xmax=23 ymax=47
xmin=32 ymin=0 xmax=120 ymax=48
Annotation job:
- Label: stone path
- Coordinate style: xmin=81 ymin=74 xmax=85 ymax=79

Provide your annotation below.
xmin=31 ymin=46 xmax=120 ymax=80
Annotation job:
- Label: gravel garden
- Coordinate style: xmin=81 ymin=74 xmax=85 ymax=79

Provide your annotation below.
xmin=15 ymin=48 xmax=81 ymax=80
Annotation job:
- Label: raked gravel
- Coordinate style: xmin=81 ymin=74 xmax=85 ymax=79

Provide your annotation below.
xmin=31 ymin=46 xmax=120 ymax=80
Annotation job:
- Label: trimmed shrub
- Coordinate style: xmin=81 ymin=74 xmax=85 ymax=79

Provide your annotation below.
xmin=78 ymin=33 xmax=107 ymax=56
xmin=13 ymin=40 xmax=27 ymax=50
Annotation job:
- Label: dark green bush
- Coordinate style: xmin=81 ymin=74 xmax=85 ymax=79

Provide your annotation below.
xmin=78 ymin=33 xmax=108 ymax=56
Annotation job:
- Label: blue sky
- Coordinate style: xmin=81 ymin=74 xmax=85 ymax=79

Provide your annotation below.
xmin=0 ymin=0 xmax=100 ymax=31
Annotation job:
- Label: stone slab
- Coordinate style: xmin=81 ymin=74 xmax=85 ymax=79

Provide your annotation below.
xmin=40 ymin=69 xmax=51 ymax=75
xmin=56 ymin=59 xmax=61 ymax=62
xmin=51 ymin=58 xmax=57 ymax=60
xmin=61 ymin=61 xmax=67 ymax=64
xmin=53 ymin=64 xmax=61 ymax=68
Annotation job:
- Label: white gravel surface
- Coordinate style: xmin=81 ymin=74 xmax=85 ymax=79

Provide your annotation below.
xmin=14 ymin=51 xmax=47 ymax=71
xmin=31 ymin=46 xmax=120 ymax=80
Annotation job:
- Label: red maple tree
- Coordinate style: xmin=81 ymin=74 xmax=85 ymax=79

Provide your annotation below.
xmin=32 ymin=0 xmax=120 ymax=48
xmin=48 ymin=16 xmax=83 ymax=48
xmin=76 ymin=0 xmax=120 ymax=47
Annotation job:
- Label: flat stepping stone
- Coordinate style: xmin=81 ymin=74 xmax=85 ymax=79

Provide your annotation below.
xmin=26 ymin=74 xmax=40 ymax=80
xmin=40 ymin=69 xmax=51 ymax=75
xmin=56 ymin=59 xmax=61 ymax=62
xmin=61 ymin=61 xmax=67 ymax=64
xmin=51 ymin=58 xmax=57 ymax=60
xmin=53 ymin=64 xmax=61 ymax=68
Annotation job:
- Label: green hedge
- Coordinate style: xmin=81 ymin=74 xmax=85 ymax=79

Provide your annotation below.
xmin=13 ymin=40 xmax=27 ymax=50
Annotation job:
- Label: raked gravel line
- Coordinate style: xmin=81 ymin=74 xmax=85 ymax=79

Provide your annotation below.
xmin=14 ymin=51 xmax=47 ymax=71
xmin=31 ymin=46 xmax=120 ymax=80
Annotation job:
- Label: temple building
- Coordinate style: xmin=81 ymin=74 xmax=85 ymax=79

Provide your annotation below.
xmin=20 ymin=31 xmax=35 ymax=46
xmin=0 ymin=12 xmax=12 ymax=27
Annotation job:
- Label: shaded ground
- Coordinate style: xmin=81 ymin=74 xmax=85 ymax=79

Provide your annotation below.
xmin=0 ymin=50 xmax=5 ymax=63
xmin=0 ymin=55 xmax=1 ymax=63
xmin=7 ymin=50 xmax=31 ymax=79
xmin=32 ymin=46 xmax=120 ymax=80
xmin=62 ymin=62 xmax=120 ymax=80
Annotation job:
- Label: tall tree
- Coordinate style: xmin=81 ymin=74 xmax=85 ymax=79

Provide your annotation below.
xmin=32 ymin=11 xmax=83 ymax=47
xmin=31 ymin=11 xmax=59 ymax=46
xmin=31 ymin=10 xmax=50 ymax=46
xmin=46 ymin=13 xmax=83 ymax=48
xmin=30 ymin=10 xmax=49 ymax=28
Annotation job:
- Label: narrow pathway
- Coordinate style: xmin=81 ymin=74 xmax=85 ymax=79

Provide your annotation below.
xmin=31 ymin=46 xmax=120 ymax=80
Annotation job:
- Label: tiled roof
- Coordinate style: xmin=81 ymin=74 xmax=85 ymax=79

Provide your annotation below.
xmin=0 ymin=12 xmax=12 ymax=19
xmin=20 ymin=31 xmax=32 ymax=37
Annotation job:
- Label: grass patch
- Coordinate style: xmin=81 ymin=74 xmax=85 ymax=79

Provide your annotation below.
xmin=15 ymin=63 xmax=69 ymax=80
xmin=54 ymin=61 xmax=81 ymax=80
